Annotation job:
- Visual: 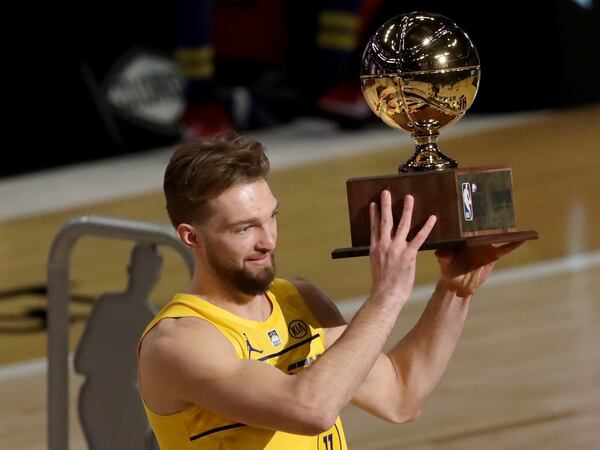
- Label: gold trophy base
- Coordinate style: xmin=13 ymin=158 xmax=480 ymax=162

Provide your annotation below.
xmin=332 ymin=166 xmax=538 ymax=259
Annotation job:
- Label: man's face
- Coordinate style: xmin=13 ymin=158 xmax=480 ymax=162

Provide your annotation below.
xmin=199 ymin=178 xmax=278 ymax=295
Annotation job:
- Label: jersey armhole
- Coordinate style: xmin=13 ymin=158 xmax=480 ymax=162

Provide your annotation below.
xmin=272 ymin=278 xmax=328 ymax=332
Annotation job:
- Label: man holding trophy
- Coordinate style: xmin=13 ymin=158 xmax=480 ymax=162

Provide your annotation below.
xmin=137 ymin=12 xmax=531 ymax=450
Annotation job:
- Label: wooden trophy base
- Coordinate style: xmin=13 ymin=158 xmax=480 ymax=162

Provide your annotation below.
xmin=332 ymin=166 xmax=538 ymax=259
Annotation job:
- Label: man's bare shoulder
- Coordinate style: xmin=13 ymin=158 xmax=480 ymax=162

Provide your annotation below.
xmin=287 ymin=277 xmax=346 ymax=330
xmin=138 ymin=316 xmax=239 ymax=414
xmin=140 ymin=316 xmax=235 ymax=367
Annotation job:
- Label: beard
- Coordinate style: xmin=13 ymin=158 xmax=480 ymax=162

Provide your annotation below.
xmin=206 ymin=248 xmax=276 ymax=296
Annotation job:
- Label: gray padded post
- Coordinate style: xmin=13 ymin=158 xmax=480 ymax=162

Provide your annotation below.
xmin=47 ymin=215 xmax=194 ymax=450
xmin=74 ymin=244 xmax=161 ymax=450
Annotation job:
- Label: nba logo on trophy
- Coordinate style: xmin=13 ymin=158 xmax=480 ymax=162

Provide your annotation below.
xmin=462 ymin=182 xmax=474 ymax=222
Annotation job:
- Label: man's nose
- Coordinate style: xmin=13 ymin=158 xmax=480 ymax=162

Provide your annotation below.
xmin=257 ymin=224 xmax=276 ymax=250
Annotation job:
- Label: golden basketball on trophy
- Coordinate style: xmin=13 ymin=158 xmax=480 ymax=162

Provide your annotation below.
xmin=333 ymin=11 xmax=537 ymax=258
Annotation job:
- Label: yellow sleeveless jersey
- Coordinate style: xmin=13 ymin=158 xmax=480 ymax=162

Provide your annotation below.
xmin=138 ymin=278 xmax=347 ymax=450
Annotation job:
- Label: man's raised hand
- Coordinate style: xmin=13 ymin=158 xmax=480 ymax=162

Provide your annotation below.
xmin=435 ymin=241 xmax=524 ymax=297
xmin=369 ymin=191 xmax=437 ymax=304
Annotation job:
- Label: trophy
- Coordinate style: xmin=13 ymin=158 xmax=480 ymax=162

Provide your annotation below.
xmin=332 ymin=12 xmax=537 ymax=258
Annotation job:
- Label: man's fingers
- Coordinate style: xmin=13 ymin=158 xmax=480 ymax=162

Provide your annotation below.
xmin=408 ymin=215 xmax=437 ymax=249
xmin=369 ymin=202 xmax=379 ymax=247
xmin=395 ymin=194 xmax=414 ymax=240
xmin=464 ymin=241 xmax=523 ymax=270
xmin=468 ymin=267 xmax=482 ymax=292
xmin=435 ymin=248 xmax=455 ymax=262
xmin=379 ymin=190 xmax=393 ymax=243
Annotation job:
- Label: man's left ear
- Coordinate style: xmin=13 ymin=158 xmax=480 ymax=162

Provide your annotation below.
xmin=176 ymin=223 xmax=202 ymax=249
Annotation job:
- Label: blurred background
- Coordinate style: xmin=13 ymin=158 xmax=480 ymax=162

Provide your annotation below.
xmin=8 ymin=0 xmax=599 ymax=177
xmin=1 ymin=1 xmax=599 ymax=449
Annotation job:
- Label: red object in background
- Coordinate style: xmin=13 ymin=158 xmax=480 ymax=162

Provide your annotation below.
xmin=213 ymin=0 xmax=383 ymax=67
xmin=180 ymin=102 xmax=232 ymax=139
xmin=213 ymin=0 xmax=287 ymax=64
xmin=359 ymin=0 xmax=383 ymax=40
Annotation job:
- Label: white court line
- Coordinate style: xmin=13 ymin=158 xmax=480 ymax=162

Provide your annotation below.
xmin=0 ymin=110 xmax=551 ymax=222
xmin=338 ymin=250 xmax=600 ymax=319
xmin=1 ymin=249 xmax=598 ymax=382
xmin=0 ymin=357 xmax=47 ymax=383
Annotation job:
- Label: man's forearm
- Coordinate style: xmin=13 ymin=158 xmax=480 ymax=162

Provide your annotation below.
xmin=294 ymin=293 xmax=403 ymax=424
xmin=388 ymin=281 xmax=471 ymax=411
xmin=293 ymin=190 xmax=437 ymax=427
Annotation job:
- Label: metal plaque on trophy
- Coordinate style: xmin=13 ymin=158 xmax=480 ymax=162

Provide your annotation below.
xmin=332 ymin=12 xmax=538 ymax=259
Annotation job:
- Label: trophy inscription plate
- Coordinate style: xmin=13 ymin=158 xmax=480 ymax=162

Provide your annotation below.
xmin=456 ymin=169 xmax=515 ymax=234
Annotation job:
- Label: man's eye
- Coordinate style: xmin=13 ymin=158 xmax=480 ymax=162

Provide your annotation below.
xmin=237 ymin=226 xmax=250 ymax=233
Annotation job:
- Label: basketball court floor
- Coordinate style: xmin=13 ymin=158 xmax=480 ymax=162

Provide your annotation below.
xmin=1 ymin=104 xmax=598 ymax=449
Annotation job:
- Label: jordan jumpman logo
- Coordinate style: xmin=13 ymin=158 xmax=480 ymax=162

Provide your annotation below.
xmin=243 ymin=333 xmax=263 ymax=359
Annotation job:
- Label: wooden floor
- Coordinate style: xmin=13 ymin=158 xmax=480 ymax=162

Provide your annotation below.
xmin=341 ymin=264 xmax=600 ymax=450
xmin=1 ymin=105 xmax=599 ymax=449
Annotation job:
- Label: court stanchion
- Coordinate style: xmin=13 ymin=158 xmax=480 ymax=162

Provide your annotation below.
xmin=47 ymin=215 xmax=193 ymax=450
